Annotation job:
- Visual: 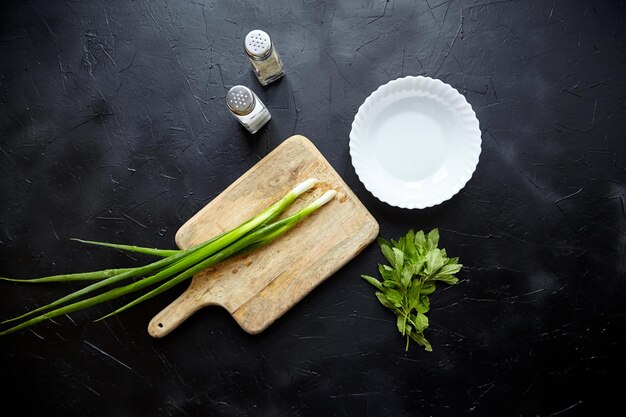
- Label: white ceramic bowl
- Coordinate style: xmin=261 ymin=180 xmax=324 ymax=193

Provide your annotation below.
xmin=349 ymin=76 xmax=481 ymax=209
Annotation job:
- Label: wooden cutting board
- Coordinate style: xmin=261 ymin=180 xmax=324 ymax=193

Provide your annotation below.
xmin=148 ymin=135 xmax=379 ymax=337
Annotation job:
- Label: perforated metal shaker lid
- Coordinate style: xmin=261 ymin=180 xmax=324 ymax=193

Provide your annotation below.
xmin=245 ymin=30 xmax=272 ymax=60
xmin=226 ymin=85 xmax=255 ymax=116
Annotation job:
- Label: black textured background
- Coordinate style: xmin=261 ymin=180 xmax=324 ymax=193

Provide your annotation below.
xmin=1 ymin=0 xmax=625 ymax=416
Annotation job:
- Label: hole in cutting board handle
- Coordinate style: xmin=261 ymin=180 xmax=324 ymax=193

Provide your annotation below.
xmin=157 ymin=323 xmax=163 ymax=328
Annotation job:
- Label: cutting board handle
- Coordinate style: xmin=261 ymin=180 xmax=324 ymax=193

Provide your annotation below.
xmin=148 ymin=289 xmax=203 ymax=338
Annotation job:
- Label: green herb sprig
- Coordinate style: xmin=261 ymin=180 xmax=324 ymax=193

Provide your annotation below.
xmin=362 ymin=229 xmax=462 ymax=352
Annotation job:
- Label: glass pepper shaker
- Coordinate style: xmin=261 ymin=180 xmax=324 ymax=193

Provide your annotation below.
xmin=226 ymin=85 xmax=271 ymax=134
xmin=244 ymin=30 xmax=285 ymax=86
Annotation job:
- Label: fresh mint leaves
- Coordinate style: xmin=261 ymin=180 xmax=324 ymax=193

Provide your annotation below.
xmin=362 ymin=229 xmax=462 ymax=352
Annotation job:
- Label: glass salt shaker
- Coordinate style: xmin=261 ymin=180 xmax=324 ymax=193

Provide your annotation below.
xmin=226 ymin=85 xmax=271 ymax=134
xmin=244 ymin=29 xmax=285 ymax=86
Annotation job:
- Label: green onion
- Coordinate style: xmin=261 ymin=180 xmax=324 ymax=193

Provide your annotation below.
xmin=0 ymin=188 xmax=336 ymax=336
xmin=1 ymin=179 xmax=323 ymax=335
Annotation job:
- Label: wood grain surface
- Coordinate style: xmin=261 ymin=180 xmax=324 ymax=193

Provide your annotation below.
xmin=148 ymin=135 xmax=379 ymax=337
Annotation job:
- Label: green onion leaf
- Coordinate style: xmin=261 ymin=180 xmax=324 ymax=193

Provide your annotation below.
xmin=70 ymin=238 xmax=180 ymax=258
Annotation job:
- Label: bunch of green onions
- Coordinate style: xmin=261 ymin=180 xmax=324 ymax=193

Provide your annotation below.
xmin=0 ymin=178 xmax=336 ymax=336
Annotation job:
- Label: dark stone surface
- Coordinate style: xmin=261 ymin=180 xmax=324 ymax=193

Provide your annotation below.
xmin=1 ymin=0 xmax=625 ymax=415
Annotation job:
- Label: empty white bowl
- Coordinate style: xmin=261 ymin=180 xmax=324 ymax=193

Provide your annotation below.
xmin=349 ymin=76 xmax=482 ymax=209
